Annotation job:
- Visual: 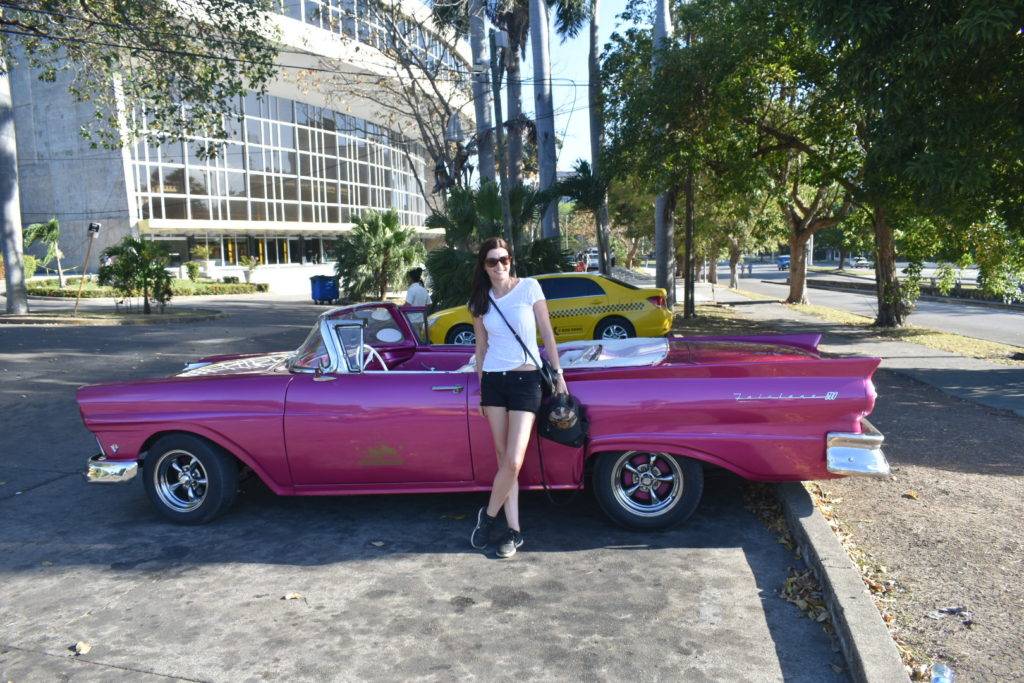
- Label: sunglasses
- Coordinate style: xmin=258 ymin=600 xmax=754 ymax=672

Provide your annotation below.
xmin=485 ymin=255 xmax=511 ymax=268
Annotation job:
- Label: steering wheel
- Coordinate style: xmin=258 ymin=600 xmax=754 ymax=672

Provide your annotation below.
xmin=361 ymin=344 xmax=389 ymax=372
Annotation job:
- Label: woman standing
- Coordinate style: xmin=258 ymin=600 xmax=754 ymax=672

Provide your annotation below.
xmin=468 ymin=238 xmax=567 ymax=558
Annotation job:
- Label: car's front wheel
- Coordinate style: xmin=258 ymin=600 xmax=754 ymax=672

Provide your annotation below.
xmin=592 ymin=451 xmax=704 ymax=529
xmin=594 ymin=316 xmax=635 ymax=340
xmin=143 ymin=433 xmax=239 ymax=524
xmin=446 ymin=323 xmax=476 ymax=345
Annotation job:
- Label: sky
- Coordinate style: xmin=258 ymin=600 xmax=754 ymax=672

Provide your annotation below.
xmin=515 ymin=0 xmax=631 ymax=172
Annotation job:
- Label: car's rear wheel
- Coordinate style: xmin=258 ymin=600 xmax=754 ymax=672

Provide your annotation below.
xmin=592 ymin=451 xmax=704 ymax=529
xmin=594 ymin=316 xmax=635 ymax=340
xmin=446 ymin=323 xmax=476 ymax=345
xmin=143 ymin=433 xmax=238 ymax=525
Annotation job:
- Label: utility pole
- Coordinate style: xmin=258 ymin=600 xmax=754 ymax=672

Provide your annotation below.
xmin=489 ymin=29 xmax=514 ymax=249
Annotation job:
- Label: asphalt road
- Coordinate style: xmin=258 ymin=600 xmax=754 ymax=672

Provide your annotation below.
xmin=735 ymin=265 xmax=1024 ymax=347
xmin=0 ymin=296 xmax=845 ymax=681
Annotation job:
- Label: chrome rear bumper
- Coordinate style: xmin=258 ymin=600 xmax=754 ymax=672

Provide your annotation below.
xmin=84 ymin=454 xmax=138 ymax=484
xmin=826 ymin=418 xmax=890 ymax=478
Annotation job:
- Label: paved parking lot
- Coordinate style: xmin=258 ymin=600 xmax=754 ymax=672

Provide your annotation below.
xmin=1 ymin=296 xmax=846 ymax=681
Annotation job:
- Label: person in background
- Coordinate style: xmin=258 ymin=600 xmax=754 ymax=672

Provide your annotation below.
xmin=404 ymin=267 xmax=431 ymax=308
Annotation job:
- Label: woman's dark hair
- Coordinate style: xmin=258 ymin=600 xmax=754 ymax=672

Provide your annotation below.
xmin=468 ymin=237 xmax=512 ymax=317
xmin=406 ymin=267 xmax=423 ymax=283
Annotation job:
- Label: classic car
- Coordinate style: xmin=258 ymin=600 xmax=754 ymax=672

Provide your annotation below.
xmin=80 ymin=301 xmax=889 ymax=528
xmin=427 ymin=272 xmax=672 ymax=345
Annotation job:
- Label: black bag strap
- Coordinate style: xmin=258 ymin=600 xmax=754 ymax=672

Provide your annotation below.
xmin=488 ymin=292 xmax=580 ymax=507
xmin=488 ymin=293 xmax=554 ymax=393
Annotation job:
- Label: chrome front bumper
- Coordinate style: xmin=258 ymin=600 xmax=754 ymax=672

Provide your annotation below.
xmin=84 ymin=454 xmax=138 ymax=484
xmin=826 ymin=418 xmax=890 ymax=478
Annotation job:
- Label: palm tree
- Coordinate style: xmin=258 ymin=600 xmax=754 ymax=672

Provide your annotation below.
xmin=24 ymin=218 xmax=66 ymax=288
xmin=586 ymin=0 xmax=612 ymax=275
xmin=98 ymin=236 xmax=173 ymax=314
xmin=1 ymin=52 xmax=28 ymax=314
xmin=529 ymin=0 xmax=585 ymax=239
xmin=487 ymin=0 xmax=530 ymax=186
xmin=547 ymin=159 xmax=611 ymax=269
xmin=335 ymin=210 xmax=425 ymax=301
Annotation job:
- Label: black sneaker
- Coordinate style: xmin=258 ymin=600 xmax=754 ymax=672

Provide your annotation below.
xmin=470 ymin=507 xmax=496 ymax=549
xmin=496 ymin=529 xmax=524 ymax=558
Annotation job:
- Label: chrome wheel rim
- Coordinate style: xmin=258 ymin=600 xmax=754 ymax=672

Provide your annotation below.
xmin=610 ymin=451 xmax=683 ymax=517
xmin=600 ymin=323 xmax=631 ymax=340
xmin=154 ymin=450 xmax=209 ymax=513
xmin=452 ymin=329 xmax=476 ymax=345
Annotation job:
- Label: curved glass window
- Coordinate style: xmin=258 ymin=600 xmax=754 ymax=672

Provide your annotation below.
xmin=131 ymin=94 xmax=428 ymax=228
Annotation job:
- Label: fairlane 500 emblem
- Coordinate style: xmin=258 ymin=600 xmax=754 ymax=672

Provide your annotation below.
xmin=734 ymin=391 xmax=839 ymax=402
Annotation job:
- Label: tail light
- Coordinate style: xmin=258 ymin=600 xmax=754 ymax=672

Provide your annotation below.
xmin=647 ymin=295 xmax=666 ymax=308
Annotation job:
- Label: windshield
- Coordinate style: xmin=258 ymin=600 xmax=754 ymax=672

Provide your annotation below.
xmin=289 ymin=324 xmax=329 ymax=371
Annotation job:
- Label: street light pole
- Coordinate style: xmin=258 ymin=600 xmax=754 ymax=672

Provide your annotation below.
xmin=73 ymin=222 xmax=101 ymax=317
xmin=489 ymin=30 xmax=514 ymax=251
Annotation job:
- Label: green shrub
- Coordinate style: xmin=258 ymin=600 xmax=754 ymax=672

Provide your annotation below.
xmin=185 ymin=261 xmax=201 ymax=282
xmin=22 ymin=254 xmax=39 ymax=278
xmin=26 ymin=278 xmax=265 ymax=297
xmin=222 ymin=276 xmax=240 ymax=284
xmin=425 ymin=248 xmax=476 ymax=310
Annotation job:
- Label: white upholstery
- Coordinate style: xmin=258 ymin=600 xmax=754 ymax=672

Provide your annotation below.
xmin=457 ymin=338 xmax=668 ymax=373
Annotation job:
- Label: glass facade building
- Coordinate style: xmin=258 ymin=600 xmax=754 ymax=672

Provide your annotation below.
xmin=131 ymin=94 xmax=429 ymax=230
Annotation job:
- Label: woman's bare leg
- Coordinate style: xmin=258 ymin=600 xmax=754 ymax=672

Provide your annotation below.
xmin=486 ymin=410 xmax=535 ymax=530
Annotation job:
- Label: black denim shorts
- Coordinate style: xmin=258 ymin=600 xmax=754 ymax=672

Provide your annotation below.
xmin=480 ymin=369 xmax=543 ymax=413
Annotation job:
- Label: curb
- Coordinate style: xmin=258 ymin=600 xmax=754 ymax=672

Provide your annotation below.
xmin=775 ymin=483 xmax=908 ymax=683
xmin=0 ymin=309 xmax=226 ymax=326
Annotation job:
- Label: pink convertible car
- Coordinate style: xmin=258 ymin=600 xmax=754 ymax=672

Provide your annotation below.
xmin=80 ymin=302 xmax=889 ymax=528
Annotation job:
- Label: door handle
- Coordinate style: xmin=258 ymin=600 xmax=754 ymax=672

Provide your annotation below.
xmin=431 ymin=385 xmax=464 ymax=393
xmin=314 ymin=375 xmax=337 ymax=382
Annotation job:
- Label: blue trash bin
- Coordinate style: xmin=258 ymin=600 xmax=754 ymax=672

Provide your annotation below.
xmin=310 ymin=275 xmax=339 ymax=304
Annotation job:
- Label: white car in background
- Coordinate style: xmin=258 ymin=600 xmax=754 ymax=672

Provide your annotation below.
xmin=851 ymin=256 xmax=873 ymax=269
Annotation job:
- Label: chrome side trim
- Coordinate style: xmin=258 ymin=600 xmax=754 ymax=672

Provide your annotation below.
xmin=84 ymin=454 xmax=138 ymax=484
xmin=826 ymin=418 xmax=890 ymax=478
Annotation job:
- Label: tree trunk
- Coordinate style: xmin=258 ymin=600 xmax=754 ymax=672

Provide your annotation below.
xmin=838 ymin=247 xmax=847 ymax=270
xmin=530 ymin=0 xmax=558 ymax=239
xmin=708 ymin=258 xmax=719 ymax=284
xmin=724 ymin=239 xmax=741 ymax=286
xmin=682 ymin=172 xmax=695 ymax=318
xmin=786 ymin=232 xmax=810 ymax=304
xmin=0 ymin=52 xmax=28 ymax=314
xmin=654 ymin=186 xmax=677 ymax=306
xmin=626 ymin=239 xmax=639 ymax=269
xmin=506 ymin=52 xmax=524 ymax=187
xmin=469 ymin=0 xmax=496 ymax=184
xmin=872 ymin=206 xmax=904 ymax=327
xmin=651 ymin=0 xmax=674 ymax=305
xmin=142 ymin=278 xmax=151 ymax=315
xmin=56 ymin=253 xmax=66 ymax=288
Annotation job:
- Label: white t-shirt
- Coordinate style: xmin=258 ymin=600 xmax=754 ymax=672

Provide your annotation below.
xmin=481 ymin=278 xmax=545 ymax=372
xmin=405 ymin=282 xmax=431 ymax=307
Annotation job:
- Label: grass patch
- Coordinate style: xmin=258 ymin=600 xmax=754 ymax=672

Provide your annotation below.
xmin=789 ymin=302 xmax=1024 ymax=366
xmin=675 ymin=286 xmax=1024 ymax=367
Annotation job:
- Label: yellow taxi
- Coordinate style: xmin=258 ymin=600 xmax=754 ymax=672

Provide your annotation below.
xmin=427 ymin=272 xmax=672 ymax=345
